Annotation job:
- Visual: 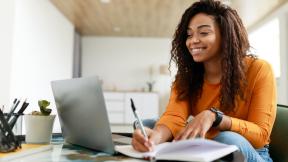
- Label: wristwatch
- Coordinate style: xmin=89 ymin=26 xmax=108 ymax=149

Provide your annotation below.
xmin=209 ymin=107 xmax=223 ymax=127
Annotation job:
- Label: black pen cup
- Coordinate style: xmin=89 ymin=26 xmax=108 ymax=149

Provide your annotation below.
xmin=3 ymin=113 xmax=23 ymax=135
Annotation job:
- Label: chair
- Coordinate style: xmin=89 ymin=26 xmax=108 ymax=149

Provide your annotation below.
xmin=269 ymin=104 xmax=288 ymax=162
xmin=136 ymin=104 xmax=288 ymax=162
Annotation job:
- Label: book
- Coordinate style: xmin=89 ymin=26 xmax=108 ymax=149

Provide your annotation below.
xmin=0 ymin=144 xmax=53 ymax=161
xmin=115 ymin=138 xmax=238 ymax=162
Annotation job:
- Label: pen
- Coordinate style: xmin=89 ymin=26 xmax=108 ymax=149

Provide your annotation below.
xmin=9 ymin=99 xmax=29 ymax=128
xmin=6 ymin=98 xmax=19 ymax=121
xmin=130 ymin=98 xmax=148 ymax=139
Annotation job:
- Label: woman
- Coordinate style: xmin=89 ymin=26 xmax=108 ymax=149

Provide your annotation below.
xmin=132 ymin=0 xmax=276 ymax=162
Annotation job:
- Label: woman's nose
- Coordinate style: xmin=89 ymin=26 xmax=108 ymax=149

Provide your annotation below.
xmin=187 ymin=36 xmax=200 ymax=47
xmin=192 ymin=35 xmax=200 ymax=43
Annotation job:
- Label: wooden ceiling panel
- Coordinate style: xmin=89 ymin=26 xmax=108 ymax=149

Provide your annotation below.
xmin=51 ymin=0 xmax=196 ymax=37
xmin=51 ymin=0 xmax=287 ymax=37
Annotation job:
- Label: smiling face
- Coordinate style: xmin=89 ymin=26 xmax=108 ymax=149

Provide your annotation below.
xmin=186 ymin=13 xmax=222 ymax=63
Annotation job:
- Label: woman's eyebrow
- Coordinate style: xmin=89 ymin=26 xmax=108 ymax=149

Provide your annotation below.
xmin=197 ymin=24 xmax=211 ymax=29
xmin=187 ymin=24 xmax=212 ymax=31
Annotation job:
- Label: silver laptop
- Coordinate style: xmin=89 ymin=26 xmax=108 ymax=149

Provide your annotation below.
xmin=51 ymin=76 xmax=129 ymax=154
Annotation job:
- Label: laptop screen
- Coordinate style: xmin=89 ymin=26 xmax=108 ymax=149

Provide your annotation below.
xmin=51 ymin=76 xmax=115 ymax=154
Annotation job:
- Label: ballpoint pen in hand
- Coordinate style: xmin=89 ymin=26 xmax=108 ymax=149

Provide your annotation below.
xmin=130 ymin=98 xmax=148 ymax=139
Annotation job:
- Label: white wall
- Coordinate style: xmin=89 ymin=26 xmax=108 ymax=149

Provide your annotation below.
xmin=0 ymin=0 xmax=14 ymax=107
xmin=278 ymin=13 xmax=288 ymax=105
xmin=248 ymin=2 xmax=288 ymax=105
xmin=82 ymin=37 xmax=174 ymax=113
xmin=10 ymin=0 xmax=74 ymax=132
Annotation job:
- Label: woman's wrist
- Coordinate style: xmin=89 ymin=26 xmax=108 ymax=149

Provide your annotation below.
xmin=207 ymin=108 xmax=231 ymax=131
xmin=153 ymin=124 xmax=173 ymax=144
xmin=218 ymin=115 xmax=232 ymax=131
xmin=207 ymin=109 xmax=216 ymax=125
xmin=209 ymin=108 xmax=223 ymax=127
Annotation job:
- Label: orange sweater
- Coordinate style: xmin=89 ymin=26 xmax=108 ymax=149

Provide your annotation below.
xmin=157 ymin=57 xmax=277 ymax=149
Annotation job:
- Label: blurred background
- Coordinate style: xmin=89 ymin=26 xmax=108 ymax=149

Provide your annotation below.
xmin=0 ymin=0 xmax=287 ymax=133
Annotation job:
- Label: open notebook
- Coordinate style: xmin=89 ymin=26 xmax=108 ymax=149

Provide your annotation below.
xmin=115 ymin=138 xmax=238 ymax=162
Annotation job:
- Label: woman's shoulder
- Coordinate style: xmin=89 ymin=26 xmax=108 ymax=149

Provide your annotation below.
xmin=245 ymin=56 xmax=273 ymax=77
xmin=245 ymin=56 xmax=272 ymax=71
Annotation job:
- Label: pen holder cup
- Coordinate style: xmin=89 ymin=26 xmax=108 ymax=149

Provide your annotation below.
xmin=24 ymin=115 xmax=55 ymax=144
xmin=3 ymin=113 xmax=23 ymax=135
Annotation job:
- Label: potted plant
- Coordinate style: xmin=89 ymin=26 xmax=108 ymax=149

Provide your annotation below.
xmin=24 ymin=100 xmax=55 ymax=144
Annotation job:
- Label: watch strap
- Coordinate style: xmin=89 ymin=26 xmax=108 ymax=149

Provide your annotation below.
xmin=209 ymin=107 xmax=223 ymax=127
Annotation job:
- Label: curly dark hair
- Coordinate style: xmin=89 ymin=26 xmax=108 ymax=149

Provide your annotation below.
xmin=170 ymin=0 xmax=254 ymax=112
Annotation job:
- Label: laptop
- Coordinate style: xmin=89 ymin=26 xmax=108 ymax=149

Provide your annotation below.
xmin=51 ymin=76 xmax=131 ymax=154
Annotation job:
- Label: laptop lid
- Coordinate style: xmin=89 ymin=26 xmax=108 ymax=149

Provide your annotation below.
xmin=51 ymin=76 xmax=115 ymax=154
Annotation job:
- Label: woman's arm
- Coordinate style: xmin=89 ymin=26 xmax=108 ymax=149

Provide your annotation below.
xmin=156 ymin=87 xmax=191 ymax=138
xmin=218 ymin=114 xmax=232 ymax=131
xmin=132 ymin=124 xmax=173 ymax=152
xmin=229 ymin=60 xmax=277 ymax=148
xmin=132 ymin=86 xmax=191 ymax=152
xmin=174 ymin=60 xmax=276 ymax=149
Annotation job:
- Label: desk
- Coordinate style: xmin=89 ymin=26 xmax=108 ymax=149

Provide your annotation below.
xmin=9 ymin=137 xmax=146 ymax=162
xmin=9 ymin=137 xmax=244 ymax=162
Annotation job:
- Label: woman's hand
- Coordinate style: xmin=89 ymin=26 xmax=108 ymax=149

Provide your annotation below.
xmin=174 ymin=110 xmax=215 ymax=140
xmin=132 ymin=127 xmax=162 ymax=152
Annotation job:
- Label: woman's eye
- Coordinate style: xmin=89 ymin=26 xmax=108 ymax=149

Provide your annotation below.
xmin=187 ymin=34 xmax=193 ymax=38
xmin=200 ymin=32 xmax=209 ymax=35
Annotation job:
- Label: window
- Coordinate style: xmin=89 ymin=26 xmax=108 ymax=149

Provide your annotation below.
xmin=249 ymin=18 xmax=280 ymax=77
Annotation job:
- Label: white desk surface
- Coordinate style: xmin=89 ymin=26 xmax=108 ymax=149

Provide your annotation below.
xmin=9 ymin=142 xmax=146 ymax=162
xmin=6 ymin=135 xmax=244 ymax=162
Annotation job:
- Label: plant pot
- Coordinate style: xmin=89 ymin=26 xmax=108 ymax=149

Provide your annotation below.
xmin=24 ymin=115 xmax=55 ymax=144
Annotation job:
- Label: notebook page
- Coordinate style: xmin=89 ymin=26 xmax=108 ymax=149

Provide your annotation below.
xmin=115 ymin=142 xmax=170 ymax=158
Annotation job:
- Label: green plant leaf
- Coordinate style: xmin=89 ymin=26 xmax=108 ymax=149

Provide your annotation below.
xmin=38 ymin=100 xmax=52 ymax=115
xmin=40 ymin=106 xmax=52 ymax=116
xmin=38 ymin=100 xmax=50 ymax=108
